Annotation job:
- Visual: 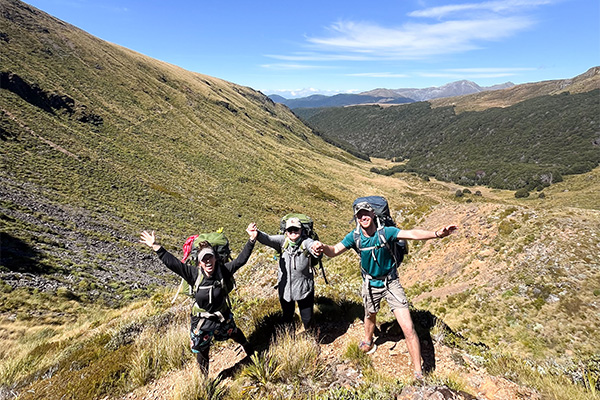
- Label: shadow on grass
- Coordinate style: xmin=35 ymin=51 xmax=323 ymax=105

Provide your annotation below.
xmin=217 ymin=297 xmax=364 ymax=380
xmin=217 ymin=311 xmax=286 ymax=380
xmin=0 ymin=232 xmax=45 ymax=273
xmin=220 ymin=302 xmax=470 ymax=379
xmin=313 ymin=296 xmax=364 ymax=345
xmin=246 ymin=311 xmax=287 ymax=353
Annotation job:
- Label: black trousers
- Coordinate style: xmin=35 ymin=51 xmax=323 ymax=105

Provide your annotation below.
xmin=279 ymin=291 xmax=314 ymax=329
xmin=196 ymin=328 xmax=253 ymax=375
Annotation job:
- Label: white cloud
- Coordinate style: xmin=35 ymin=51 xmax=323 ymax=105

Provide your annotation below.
xmin=346 ymin=72 xmax=410 ymax=78
xmin=444 ymin=67 xmax=536 ymax=73
xmin=260 ymin=63 xmax=336 ymax=70
xmin=304 ymin=17 xmax=534 ymax=59
xmin=265 ymin=53 xmax=371 ymax=62
xmin=409 ymin=0 xmax=556 ymax=19
xmin=420 ymin=72 xmax=516 ymax=78
xmin=264 ymin=88 xmax=352 ymax=98
xmin=418 ymin=67 xmax=536 ymax=78
xmin=266 ymin=0 xmax=553 ymax=63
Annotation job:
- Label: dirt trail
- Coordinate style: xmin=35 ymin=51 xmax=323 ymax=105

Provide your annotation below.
xmin=117 ymin=319 xmax=540 ymax=400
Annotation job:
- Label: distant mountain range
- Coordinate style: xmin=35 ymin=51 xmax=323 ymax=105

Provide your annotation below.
xmin=269 ymin=80 xmax=515 ymax=109
xmin=268 ymin=93 xmax=414 ymax=109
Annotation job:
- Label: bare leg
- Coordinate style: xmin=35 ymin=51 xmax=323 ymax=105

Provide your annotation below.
xmin=393 ymin=307 xmax=422 ymax=375
xmin=364 ymin=312 xmax=377 ymax=343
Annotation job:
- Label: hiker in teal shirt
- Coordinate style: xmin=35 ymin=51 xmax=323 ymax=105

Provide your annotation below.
xmin=315 ymin=201 xmax=457 ymax=380
xmin=340 ymin=226 xmax=401 ymax=285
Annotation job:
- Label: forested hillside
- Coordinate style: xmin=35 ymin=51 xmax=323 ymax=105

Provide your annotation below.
xmin=430 ymin=66 xmax=600 ymax=113
xmin=295 ymin=89 xmax=600 ymax=191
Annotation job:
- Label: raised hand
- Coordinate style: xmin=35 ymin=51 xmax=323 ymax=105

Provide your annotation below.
xmin=140 ymin=230 xmax=156 ymax=248
xmin=246 ymin=222 xmax=258 ymax=241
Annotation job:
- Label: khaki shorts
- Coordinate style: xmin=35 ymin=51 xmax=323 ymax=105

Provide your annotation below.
xmin=362 ymin=278 xmax=409 ymax=315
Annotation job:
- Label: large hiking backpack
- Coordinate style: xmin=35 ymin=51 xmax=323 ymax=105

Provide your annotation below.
xmin=279 ymin=213 xmax=328 ymax=284
xmin=182 ymin=230 xmax=232 ymax=268
xmin=352 ymin=196 xmax=409 ymax=268
xmin=172 ymin=229 xmax=235 ymax=303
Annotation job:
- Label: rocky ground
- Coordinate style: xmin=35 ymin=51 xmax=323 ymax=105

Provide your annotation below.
xmin=1 ymin=173 xmax=175 ymax=305
xmin=3 ymin=168 xmax=598 ymax=399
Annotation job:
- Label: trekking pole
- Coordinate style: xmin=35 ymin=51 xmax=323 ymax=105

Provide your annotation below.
xmin=319 ymin=259 xmax=329 ymax=285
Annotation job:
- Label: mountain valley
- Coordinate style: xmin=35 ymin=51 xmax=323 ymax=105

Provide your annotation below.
xmin=1 ymin=1 xmax=599 ymax=399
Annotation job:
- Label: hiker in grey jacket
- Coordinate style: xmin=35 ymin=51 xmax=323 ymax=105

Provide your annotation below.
xmin=248 ymin=219 xmax=319 ymax=329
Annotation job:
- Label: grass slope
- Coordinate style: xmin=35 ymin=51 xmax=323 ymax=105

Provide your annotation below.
xmin=1 ymin=0 xmax=599 ymax=398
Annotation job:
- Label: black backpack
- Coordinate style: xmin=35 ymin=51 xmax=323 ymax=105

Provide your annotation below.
xmin=352 ymin=196 xmax=408 ymax=268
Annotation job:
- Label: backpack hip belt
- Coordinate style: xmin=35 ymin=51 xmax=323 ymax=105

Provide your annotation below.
xmin=362 ymin=268 xmax=402 ymax=314
xmin=361 ymin=267 xmax=399 ymax=287
xmin=192 ymin=303 xmax=226 ymax=322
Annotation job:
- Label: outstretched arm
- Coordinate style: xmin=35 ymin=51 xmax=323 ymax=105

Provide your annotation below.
xmin=249 ymin=222 xmax=284 ymax=251
xmin=397 ymin=225 xmax=457 ymax=240
xmin=139 ymin=231 xmax=195 ymax=282
xmin=140 ymin=230 xmax=161 ymax=251
xmin=225 ymin=226 xmax=257 ymax=274
xmin=312 ymin=241 xmax=348 ymax=258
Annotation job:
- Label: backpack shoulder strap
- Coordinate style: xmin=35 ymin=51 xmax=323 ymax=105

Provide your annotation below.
xmin=192 ymin=266 xmax=233 ymax=307
xmin=377 ymin=225 xmax=388 ymax=248
xmin=352 ymin=224 xmax=361 ymax=253
xmin=354 ymin=222 xmax=387 ymax=253
xmin=193 ymin=270 xmax=205 ymax=294
xmin=378 ymin=226 xmax=403 ymax=268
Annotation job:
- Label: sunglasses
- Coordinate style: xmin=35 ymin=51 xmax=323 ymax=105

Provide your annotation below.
xmin=201 ymin=254 xmax=215 ymax=263
xmin=286 ymin=227 xmax=300 ymax=233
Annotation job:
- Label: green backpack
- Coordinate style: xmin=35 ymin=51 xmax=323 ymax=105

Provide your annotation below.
xmin=172 ymin=229 xmax=235 ymax=303
xmin=279 ymin=213 xmax=328 ymax=284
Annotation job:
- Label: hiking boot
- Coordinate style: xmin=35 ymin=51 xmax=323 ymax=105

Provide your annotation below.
xmin=359 ymin=340 xmax=377 ymax=354
xmin=413 ymin=371 xmax=424 ymax=381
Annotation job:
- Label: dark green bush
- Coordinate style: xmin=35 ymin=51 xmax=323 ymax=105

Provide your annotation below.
xmin=515 ymin=188 xmax=530 ymax=198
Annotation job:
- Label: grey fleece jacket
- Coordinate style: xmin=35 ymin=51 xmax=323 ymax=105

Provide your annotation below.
xmin=256 ymin=231 xmax=319 ymax=302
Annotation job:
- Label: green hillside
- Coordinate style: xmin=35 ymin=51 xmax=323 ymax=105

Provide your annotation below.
xmin=295 ymin=88 xmax=600 ymax=191
xmin=1 ymin=1 xmax=599 ymax=399
xmin=0 ymin=0 xmax=376 ymax=330
xmin=0 ymin=0 xmax=360 ymax=268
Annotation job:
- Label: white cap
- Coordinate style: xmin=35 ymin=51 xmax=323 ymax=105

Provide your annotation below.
xmin=285 ymin=217 xmax=302 ymax=230
xmin=198 ymin=247 xmax=215 ymax=262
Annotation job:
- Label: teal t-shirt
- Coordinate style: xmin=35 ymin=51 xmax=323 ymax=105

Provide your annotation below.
xmin=341 ymin=226 xmax=401 ymax=284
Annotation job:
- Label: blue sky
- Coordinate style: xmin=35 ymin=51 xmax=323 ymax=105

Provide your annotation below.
xmin=23 ymin=0 xmax=600 ymax=98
